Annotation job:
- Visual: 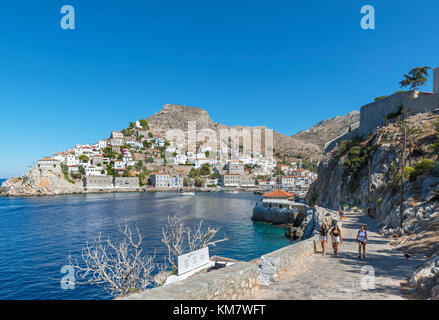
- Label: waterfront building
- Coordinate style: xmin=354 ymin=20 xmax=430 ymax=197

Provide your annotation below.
xmin=261 ymin=189 xmax=296 ymax=209
xmin=220 ymin=173 xmax=241 ymax=187
xmin=150 ymin=173 xmax=171 ymax=188
xmin=170 ymin=175 xmax=184 ymax=188
xmin=114 ymin=177 xmax=139 ymax=189
xmin=241 ymin=174 xmax=256 ymax=187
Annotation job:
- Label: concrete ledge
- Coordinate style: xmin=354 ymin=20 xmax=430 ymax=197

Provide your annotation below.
xmin=120 ymin=262 xmax=259 ymax=300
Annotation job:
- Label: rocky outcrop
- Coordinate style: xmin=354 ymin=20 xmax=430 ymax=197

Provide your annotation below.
xmin=408 ymin=255 xmax=439 ymax=299
xmin=293 ymin=111 xmax=360 ymax=149
xmin=145 ymin=104 xmax=322 ymax=160
xmin=307 ymin=111 xmax=439 ymax=299
xmin=252 ymin=203 xmax=338 ymax=241
xmin=0 ymin=168 xmax=83 ymax=196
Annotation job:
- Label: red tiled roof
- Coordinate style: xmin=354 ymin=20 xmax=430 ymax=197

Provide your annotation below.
xmin=263 ymin=189 xmax=294 ymax=198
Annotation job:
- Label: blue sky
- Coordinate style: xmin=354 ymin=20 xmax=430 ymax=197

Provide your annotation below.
xmin=1 ymin=0 xmax=438 ymax=177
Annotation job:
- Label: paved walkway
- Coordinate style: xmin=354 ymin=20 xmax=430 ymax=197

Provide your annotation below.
xmin=251 ymin=212 xmax=423 ymax=300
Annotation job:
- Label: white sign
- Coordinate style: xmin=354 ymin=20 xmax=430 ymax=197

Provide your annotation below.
xmin=177 ymin=247 xmax=210 ymax=276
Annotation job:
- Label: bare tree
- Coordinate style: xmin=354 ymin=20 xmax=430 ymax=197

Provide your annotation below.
xmin=68 ymin=222 xmax=156 ymax=297
xmin=161 ymin=215 xmax=228 ymax=270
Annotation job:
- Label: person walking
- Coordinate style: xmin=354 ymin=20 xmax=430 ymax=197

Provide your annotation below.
xmin=356 ymin=224 xmax=368 ymax=258
xmin=319 ymin=224 xmax=329 ymax=256
xmin=330 ymin=224 xmax=343 ymax=255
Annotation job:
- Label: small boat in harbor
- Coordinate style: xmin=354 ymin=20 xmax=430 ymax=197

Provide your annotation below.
xmin=226 ymin=189 xmax=239 ymax=194
xmin=180 ymin=192 xmax=195 ymax=196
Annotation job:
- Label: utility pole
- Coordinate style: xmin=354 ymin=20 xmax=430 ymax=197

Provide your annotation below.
xmin=368 ymin=157 xmax=372 ymax=217
xmin=399 ymin=106 xmax=407 ymax=235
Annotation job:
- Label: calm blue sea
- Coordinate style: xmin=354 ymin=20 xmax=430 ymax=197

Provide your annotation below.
xmin=0 ymin=190 xmax=292 ymax=300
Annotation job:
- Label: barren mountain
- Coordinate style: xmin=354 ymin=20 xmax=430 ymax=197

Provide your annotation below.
xmin=292 ymin=111 xmax=360 ymax=148
xmin=145 ymin=104 xmax=323 ymax=160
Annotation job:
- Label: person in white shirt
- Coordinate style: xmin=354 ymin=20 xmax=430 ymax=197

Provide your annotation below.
xmin=356 ymin=224 xmax=368 ymax=258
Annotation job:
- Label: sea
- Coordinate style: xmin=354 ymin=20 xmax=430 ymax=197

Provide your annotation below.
xmin=0 ymin=187 xmax=293 ymax=299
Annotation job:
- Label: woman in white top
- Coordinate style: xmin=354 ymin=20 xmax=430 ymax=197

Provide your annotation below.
xmin=356 ymin=224 xmax=368 ymax=258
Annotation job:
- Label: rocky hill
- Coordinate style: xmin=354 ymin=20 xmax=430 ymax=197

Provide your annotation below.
xmin=292 ymin=111 xmax=360 ymax=149
xmin=306 ymin=111 xmax=439 ymax=299
xmin=145 ymin=104 xmax=323 ymax=160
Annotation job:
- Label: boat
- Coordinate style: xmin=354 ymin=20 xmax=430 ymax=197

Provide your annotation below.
xmin=180 ymin=192 xmax=195 ymax=196
xmin=226 ymin=189 xmax=239 ymax=194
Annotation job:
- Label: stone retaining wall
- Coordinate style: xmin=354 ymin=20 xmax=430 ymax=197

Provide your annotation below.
xmin=120 ymin=261 xmax=259 ymax=300
xmin=122 ymin=235 xmax=321 ymax=300
xmin=258 ymin=235 xmax=320 ymax=285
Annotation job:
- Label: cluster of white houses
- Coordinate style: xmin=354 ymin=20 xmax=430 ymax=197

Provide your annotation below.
xmin=35 ymin=126 xmax=317 ymax=191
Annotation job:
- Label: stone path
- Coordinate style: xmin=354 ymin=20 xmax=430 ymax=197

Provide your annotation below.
xmin=250 ymin=212 xmax=423 ymax=300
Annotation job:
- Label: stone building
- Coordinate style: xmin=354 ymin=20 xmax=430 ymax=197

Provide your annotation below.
xmin=150 ymin=174 xmax=171 ymax=188
xmin=220 ymin=174 xmax=241 ymax=187
xmin=241 ymin=174 xmax=255 ymax=187
xmin=37 ymin=158 xmax=61 ymax=173
xmin=114 ymin=177 xmax=140 ymax=189
xmin=92 ymin=155 xmax=104 ymax=166
xmin=84 ymin=176 xmax=114 ymax=188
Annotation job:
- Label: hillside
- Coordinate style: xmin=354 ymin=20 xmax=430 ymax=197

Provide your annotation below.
xmin=306 ymin=111 xmax=439 ymax=299
xmin=144 ymin=104 xmax=323 ymax=160
xmin=292 ymin=111 xmax=360 ymax=148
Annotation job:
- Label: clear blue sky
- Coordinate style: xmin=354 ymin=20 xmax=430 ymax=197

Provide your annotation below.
xmin=1 ymin=0 xmax=438 ymax=177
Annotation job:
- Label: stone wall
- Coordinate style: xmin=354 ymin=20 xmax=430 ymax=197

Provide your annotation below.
xmin=114 ymin=177 xmax=140 ymax=188
xmin=258 ymin=235 xmax=320 ymax=286
xmin=122 ymin=234 xmax=321 ymax=300
xmin=359 ymin=91 xmax=439 ymax=137
xmin=119 ymin=261 xmax=259 ymax=300
xmin=83 ymin=176 xmax=114 ymax=188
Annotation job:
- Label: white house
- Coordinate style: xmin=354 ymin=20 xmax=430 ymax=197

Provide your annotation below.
xmin=173 ymin=154 xmax=187 ymax=165
xmin=85 ymin=166 xmax=104 ymax=176
xmin=114 ymin=160 xmax=125 ymax=170
xmin=53 ymin=152 xmax=68 ymax=163
xmin=74 ymin=145 xmax=92 ymax=157
xmin=66 ymin=155 xmax=80 ymax=166
xmin=150 ymin=174 xmax=171 ymax=188
xmin=98 ymin=140 xmax=107 ymax=149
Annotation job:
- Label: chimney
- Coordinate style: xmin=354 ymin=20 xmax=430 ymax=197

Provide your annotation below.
xmin=434 ymin=67 xmax=439 ymax=94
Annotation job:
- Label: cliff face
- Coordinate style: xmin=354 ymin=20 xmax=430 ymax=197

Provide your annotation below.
xmin=307 ymin=112 xmax=439 ymax=232
xmin=306 ymin=111 xmax=439 ymax=298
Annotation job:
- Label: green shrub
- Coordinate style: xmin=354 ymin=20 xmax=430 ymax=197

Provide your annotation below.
xmin=404 ymin=166 xmax=414 ymax=179
xmin=409 ymin=159 xmax=436 ymax=181
xmin=374 ymin=95 xmax=388 ymax=101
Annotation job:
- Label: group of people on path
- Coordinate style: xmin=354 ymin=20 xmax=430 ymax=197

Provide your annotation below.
xmin=318 ymin=209 xmax=369 ymax=258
